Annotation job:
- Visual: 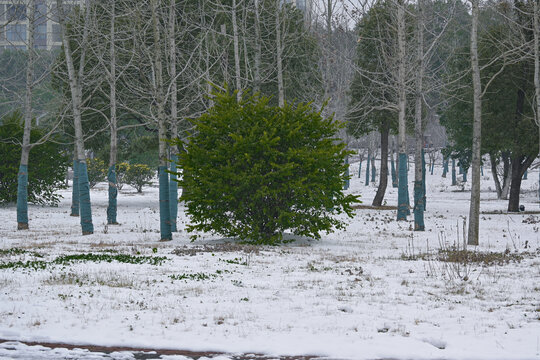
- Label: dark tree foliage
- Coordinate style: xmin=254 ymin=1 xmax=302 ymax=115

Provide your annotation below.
xmin=177 ymin=90 xmax=359 ymax=245
xmin=0 ymin=112 xmax=68 ymax=205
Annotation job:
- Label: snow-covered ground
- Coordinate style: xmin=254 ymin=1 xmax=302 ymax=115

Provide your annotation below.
xmin=0 ymin=160 xmax=539 ymax=360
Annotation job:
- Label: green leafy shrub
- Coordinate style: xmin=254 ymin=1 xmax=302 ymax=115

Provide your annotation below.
xmin=86 ymin=158 xmax=106 ymax=188
xmin=115 ymin=162 xmax=129 ymax=190
xmin=0 ymin=112 xmax=68 ymax=205
xmin=176 ymin=90 xmax=359 ymax=245
xmin=125 ymin=164 xmax=154 ymax=193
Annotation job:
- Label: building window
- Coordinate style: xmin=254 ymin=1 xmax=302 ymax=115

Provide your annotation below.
xmin=35 ymin=2 xmax=48 ymax=25
xmin=0 ymin=5 xmax=5 ymax=21
xmin=296 ymin=0 xmax=306 ymax=11
xmin=0 ymin=28 xmax=4 ymax=42
xmin=6 ymin=24 xmax=27 ymax=42
xmin=7 ymin=4 xmax=26 ymax=21
xmin=35 ymin=24 xmax=47 ymax=48
xmin=52 ymin=24 xmax=62 ymax=43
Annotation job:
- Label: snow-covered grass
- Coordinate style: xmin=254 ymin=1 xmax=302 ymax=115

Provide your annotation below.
xmin=0 ymin=162 xmax=539 ymax=359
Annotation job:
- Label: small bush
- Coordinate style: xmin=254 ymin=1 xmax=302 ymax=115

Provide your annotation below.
xmin=176 ymin=90 xmax=359 ymax=244
xmin=87 ymin=158 xmax=106 ymax=188
xmin=0 ymin=112 xmax=68 ymax=205
xmin=125 ymin=164 xmax=154 ymax=193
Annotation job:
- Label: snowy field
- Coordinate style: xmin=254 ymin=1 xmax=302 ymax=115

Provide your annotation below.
xmin=0 ymin=161 xmax=539 ymax=360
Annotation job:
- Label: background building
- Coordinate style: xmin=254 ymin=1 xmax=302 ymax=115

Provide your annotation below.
xmin=0 ymin=0 xmax=79 ymax=51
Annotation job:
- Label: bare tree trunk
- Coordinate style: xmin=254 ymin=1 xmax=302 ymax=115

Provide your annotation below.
xmin=414 ymin=0 xmax=425 ymax=231
xmin=151 ymin=0 xmax=172 ymax=241
xmin=501 ymin=153 xmax=512 ymax=199
xmin=490 ymin=153 xmax=503 ymax=199
xmin=276 ymin=2 xmax=284 ymax=107
xmin=396 ymin=0 xmax=408 ymax=221
xmin=534 ymin=0 xmax=540 ymax=207
xmin=373 ymin=120 xmax=389 ymax=206
xmin=169 ymin=0 xmax=179 ymax=232
xmin=16 ymin=0 xmax=35 ymax=230
xmin=232 ymin=0 xmax=242 ymax=101
xmin=107 ymin=0 xmax=119 ymax=225
xmin=57 ymin=0 xmax=93 ymax=235
xmin=467 ymin=0 xmax=481 ymax=246
xmin=508 ymin=155 xmax=535 ymax=211
xmin=253 ymin=0 xmax=262 ymax=93
xmin=71 ymin=149 xmax=79 ymax=216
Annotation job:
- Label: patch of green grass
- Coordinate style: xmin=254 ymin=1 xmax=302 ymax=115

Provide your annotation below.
xmin=0 ymin=253 xmax=167 ymax=271
xmin=219 ymin=257 xmax=248 ymax=266
xmin=169 ymin=272 xmax=217 ymax=281
xmin=0 ymin=248 xmax=42 ymax=258
xmin=438 ymin=249 xmax=524 ymax=265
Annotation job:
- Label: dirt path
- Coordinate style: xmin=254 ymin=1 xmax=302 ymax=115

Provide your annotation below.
xmin=0 ymin=339 xmax=322 ymax=359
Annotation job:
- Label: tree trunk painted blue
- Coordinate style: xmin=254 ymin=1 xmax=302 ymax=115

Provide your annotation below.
xmin=452 ymin=159 xmax=457 ymax=185
xmin=391 ymin=154 xmax=397 ymax=188
xmin=430 ymin=161 xmax=434 ymax=175
xmin=358 ymin=158 xmax=362 ymax=179
xmin=523 ymin=170 xmax=528 ymax=180
xmin=414 ymin=180 xmax=424 ymax=230
xmin=397 ymin=152 xmax=409 ymax=220
xmin=538 ymin=169 xmax=540 ymax=207
xmin=481 ymin=165 xmax=484 ymax=176
xmin=365 ymin=151 xmax=370 ymax=186
xmin=71 ymin=159 xmax=80 ymax=216
xmin=371 ymin=155 xmax=376 ymax=183
xmin=107 ymin=165 xmax=118 ymax=224
xmin=406 ymin=181 xmax=411 ymax=215
xmin=344 ymin=156 xmax=350 ymax=190
xmin=169 ymin=154 xmax=179 ymax=232
xmin=422 ymin=149 xmax=426 ymax=211
xmin=78 ymin=161 xmax=94 ymax=235
xmin=16 ymin=164 xmax=29 ymax=230
xmin=459 ymin=164 xmax=463 ymax=175
xmin=463 ymin=168 xmax=468 ymax=182
xmin=159 ymin=166 xmax=172 ymax=241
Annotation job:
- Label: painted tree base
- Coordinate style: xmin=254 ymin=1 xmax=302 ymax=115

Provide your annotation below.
xmin=17 ymin=222 xmax=29 ymax=230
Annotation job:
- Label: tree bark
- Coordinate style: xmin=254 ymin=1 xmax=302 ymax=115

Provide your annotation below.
xmin=490 ymin=153 xmax=503 ymax=199
xmin=508 ymin=155 xmax=534 ymax=212
xmin=57 ymin=0 xmax=93 ymax=235
xmin=365 ymin=149 xmax=371 ymax=186
xmin=414 ymin=0 xmax=425 ymax=231
xmin=371 ymin=148 xmax=376 ymax=183
xmin=501 ymin=153 xmax=512 ymax=199
xmin=467 ymin=0 xmax=482 ymax=245
xmin=151 ymin=0 xmax=172 ymax=241
xmin=107 ymin=0 xmax=118 ymax=225
xmin=17 ymin=0 xmax=35 ymax=230
xmin=253 ymin=0 xmax=262 ymax=93
xmin=452 ymin=158 xmax=457 ymax=185
xmin=373 ymin=120 xmax=389 ymax=206
xmin=71 ymin=149 xmax=80 ymax=216
xmin=232 ymin=0 xmax=242 ymax=101
xmin=276 ymin=2 xmax=285 ymax=107
xmin=169 ymin=0 xmax=179 ymax=232
xmin=396 ymin=0 xmax=408 ymax=221
xmin=534 ymin=0 xmax=540 ymax=207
